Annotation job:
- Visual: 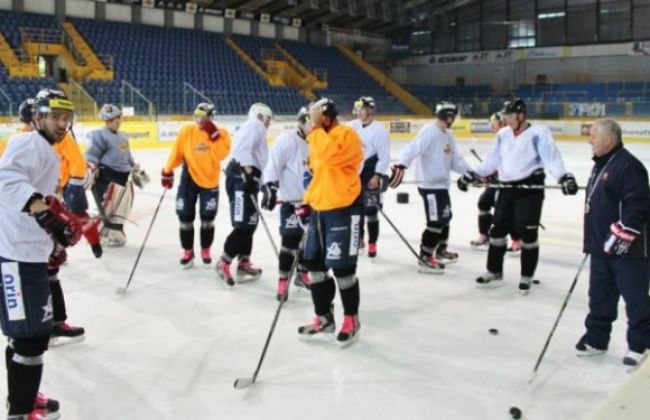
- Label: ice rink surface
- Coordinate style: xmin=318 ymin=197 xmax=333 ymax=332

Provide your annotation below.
xmin=4 ymin=138 xmax=649 ymax=420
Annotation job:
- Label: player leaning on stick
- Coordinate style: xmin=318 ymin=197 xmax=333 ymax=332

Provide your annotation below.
xmin=388 ymin=101 xmax=471 ymax=273
xmin=296 ymin=98 xmax=364 ymax=347
xmin=458 ymin=98 xmax=578 ymax=293
xmin=349 ymin=96 xmax=390 ymax=258
xmin=576 ymin=119 xmax=650 ymax=369
xmin=216 ymin=103 xmax=273 ymax=286
xmin=0 ymin=89 xmax=83 ymax=419
xmin=261 ymin=107 xmax=312 ymax=301
xmin=162 ymin=103 xmax=231 ymax=268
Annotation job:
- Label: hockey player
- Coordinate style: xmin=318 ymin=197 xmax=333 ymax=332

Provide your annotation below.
xmin=458 ymin=98 xmax=578 ymax=293
xmin=161 ymin=103 xmax=231 ymax=267
xmin=216 ymin=103 xmax=273 ymax=286
xmin=471 ymin=112 xmax=522 ymax=254
xmin=261 ymin=107 xmax=312 ymax=301
xmin=349 ymin=96 xmax=390 ymax=258
xmin=0 ymin=89 xmax=82 ymax=419
xmin=86 ymin=104 xmax=144 ymax=247
xmin=577 ymin=119 xmax=650 ymax=369
xmin=388 ymin=102 xmax=472 ymax=272
xmin=296 ymin=98 xmax=364 ymax=347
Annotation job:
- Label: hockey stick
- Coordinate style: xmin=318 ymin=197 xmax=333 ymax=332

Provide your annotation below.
xmin=234 ymin=233 xmax=307 ymax=389
xmin=469 ymin=148 xmax=483 ymax=163
xmin=473 ymin=183 xmax=585 ymax=191
xmin=378 ymin=207 xmax=439 ymax=268
xmin=115 ymin=189 xmax=167 ymax=295
xmin=250 ymin=193 xmax=279 ymax=258
xmin=528 ymin=254 xmax=589 ymax=384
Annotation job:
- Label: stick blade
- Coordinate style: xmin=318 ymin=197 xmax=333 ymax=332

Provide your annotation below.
xmin=115 ymin=287 xmax=128 ymax=295
xmin=233 ymin=377 xmax=254 ymax=389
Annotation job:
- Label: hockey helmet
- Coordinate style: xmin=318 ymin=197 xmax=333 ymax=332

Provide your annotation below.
xmin=194 ymin=102 xmax=215 ymax=118
xmin=353 ymin=96 xmax=376 ymax=113
xmin=99 ymin=103 xmax=122 ymax=121
xmin=435 ymin=101 xmax=458 ymax=119
xmin=313 ymin=97 xmax=338 ymax=119
xmin=34 ymin=89 xmax=74 ymax=115
xmin=248 ymin=102 xmax=273 ymax=122
xmin=489 ymin=112 xmax=502 ymax=123
xmin=502 ymin=98 xmax=526 ymax=115
xmin=18 ymin=98 xmax=36 ymax=124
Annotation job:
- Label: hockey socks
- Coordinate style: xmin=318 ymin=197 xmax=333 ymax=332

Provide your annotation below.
xmin=6 ymin=345 xmax=44 ymax=416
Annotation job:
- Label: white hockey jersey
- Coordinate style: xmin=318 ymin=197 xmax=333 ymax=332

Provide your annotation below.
xmin=473 ymin=124 xmax=568 ymax=182
xmin=0 ymin=131 xmax=59 ymax=262
xmin=230 ymin=118 xmax=269 ymax=171
xmin=262 ymin=131 xmax=308 ymax=202
xmin=349 ymin=119 xmax=390 ymax=175
xmin=397 ymin=123 xmax=471 ymax=189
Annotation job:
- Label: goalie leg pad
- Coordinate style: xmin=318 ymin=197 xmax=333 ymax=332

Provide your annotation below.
xmin=103 ymin=181 xmax=134 ymax=226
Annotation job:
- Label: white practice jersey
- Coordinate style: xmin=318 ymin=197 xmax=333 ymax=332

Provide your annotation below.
xmin=263 ymin=131 xmax=308 ymax=203
xmin=230 ymin=118 xmax=269 ymax=172
xmin=397 ymin=123 xmax=471 ymax=189
xmin=0 ymin=131 xmax=59 ymax=262
xmin=349 ymin=119 xmax=390 ymax=175
xmin=474 ymin=124 xmax=568 ymax=182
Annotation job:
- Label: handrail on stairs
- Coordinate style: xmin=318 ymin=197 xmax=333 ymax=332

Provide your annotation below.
xmin=0 ymin=87 xmax=13 ymax=117
xmin=120 ymin=80 xmax=154 ymax=120
xmin=183 ymin=82 xmax=213 ymax=114
xmin=69 ymin=79 xmax=97 ymax=118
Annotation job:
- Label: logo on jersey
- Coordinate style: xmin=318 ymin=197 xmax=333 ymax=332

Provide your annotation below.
xmin=118 ymin=141 xmax=129 ymax=153
xmin=350 ymin=215 xmax=361 ymax=256
xmin=326 ymin=242 xmax=342 ymax=260
xmin=2 ymin=263 xmax=25 ymax=321
xmin=205 ymin=197 xmax=217 ymax=211
xmin=285 ymin=214 xmax=299 ymax=229
xmin=443 ymin=144 xmax=452 ymax=155
xmin=42 ymin=295 xmax=53 ymax=323
xmin=234 ymin=191 xmax=244 ymax=222
xmin=176 ymin=198 xmax=185 ymax=211
xmin=193 ymin=143 xmax=209 ymax=153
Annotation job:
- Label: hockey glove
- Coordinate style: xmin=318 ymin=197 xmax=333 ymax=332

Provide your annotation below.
xmin=379 ymin=174 xmax=390 ymax=193
xmin=131 ymin=164 xmax=151 ymax=189
xmin=47 ymin=243 xmax=67 ymax=270
xmin=604 ymin=222 xmax=639 ymax=256
xmin=240 ymin=168 xmax=261 ymax=194
xmin=559 ymin=173 xmax=578 ymax=195
xmin=457 ymin=171 xmax=478 ymax=192
xmin=83 ymin=164 xmax=96 ymax=190
xmin=200 ymin=120 xmax=220 ymax=141
xmin=63 ymin=179 xmax=89 ymax=214
xmin=388 ymin=164 xmax=406 ymax=189
xmin=295 ymin=204 xmax=312 ymax=230
xmin=161 ymin=169 xmax=174 ymax=189
xmin=34 ymin=196 xmax=82 ymax=247
xmin=260 ymin=182 xmax=279 ymax=211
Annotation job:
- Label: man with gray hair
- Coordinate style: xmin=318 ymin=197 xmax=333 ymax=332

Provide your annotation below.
xmin=577 ymin=118 xmax=650 ymax=369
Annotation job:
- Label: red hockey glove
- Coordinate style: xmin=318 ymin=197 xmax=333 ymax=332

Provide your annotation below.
xmin=200 ymin=120 xmax=220 ymax=141
xmin=34 ymin=196 xmax=82 ymax=247
xmin=161 ymin=169 xmax=174 ymax=189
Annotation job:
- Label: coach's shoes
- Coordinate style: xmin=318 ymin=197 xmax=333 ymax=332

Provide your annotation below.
xmin=575 ymin=337 xmax=606 ymax=356
xmin=476 ymin=271 xmax=503 ymax=285
xmin=180 ymin=249 xmax=194 ymax=268
xmin=623 ymin=350 xmax=647 ymax=370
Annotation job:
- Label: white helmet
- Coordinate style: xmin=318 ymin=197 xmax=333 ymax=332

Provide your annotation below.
xmin=248 ymin=102 xmax=273 ymax=123
xmin=297 ymin=106 xmax=311 ymax=136
xmin=99 ymin=104 xmax=122 ymax=121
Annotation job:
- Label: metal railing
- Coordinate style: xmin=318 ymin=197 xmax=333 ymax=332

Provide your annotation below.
xmin=456 ymin=99 xmax=650 ymax=118
xmin=20 ymin=27 xmax=62 ymax=45
xmin=68 ymin=79 xmax=97 ymax=119
xmin=182 ymin=82 xmax=213 ymax=115
xmin=97 ymin=54 xmax=114 ymax=71
xmin=0 ymin=87 xmax=13 ymax=117
xmin=120 ymin=80 xmax=154 ymax=120
xmin=61 ymin=30 xmax=86 ymax=65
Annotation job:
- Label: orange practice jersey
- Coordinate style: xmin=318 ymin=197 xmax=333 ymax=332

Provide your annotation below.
xmin=304 ymin=124 xmax=363 ymax=211
xmin=53 ymin=132 xmax=87 ymax=188
xmin=163 ymin=124 xmax=232 ymax=189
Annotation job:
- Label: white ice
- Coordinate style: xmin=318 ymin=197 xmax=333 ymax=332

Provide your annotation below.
xmin=3 ymin=139 xmax=649 ymax=420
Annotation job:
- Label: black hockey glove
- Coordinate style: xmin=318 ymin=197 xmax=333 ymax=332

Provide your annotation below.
xmin=240 ymin=168 xmax=261 ymax=194
xmin=260 ymin=182 xmax=279 ymax=211
xmin=457 ymin=171 xmax=478 ymax=192
xmin=558 ymin=173 xmax=578 ymax=196
xmin=388 ymin=164 xmax=406 ymax=189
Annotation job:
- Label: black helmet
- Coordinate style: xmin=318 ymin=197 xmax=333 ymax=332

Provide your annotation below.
xmin=502 ymin=98 xmax=526 ymax=114
xmin=353 ymin=96 xmax=376 ymax=112
xmin=18 ymin=98 xmax=36 ymax=124
xmin=312 ymin=97 xmax=337 ymax=119
xmin=34 ymin=89 xmax=74 ymax=115
xmin=194 ymin=102 xmax=215 ymax=118
xmin=435 ymin=101 xmax=458 ymax=119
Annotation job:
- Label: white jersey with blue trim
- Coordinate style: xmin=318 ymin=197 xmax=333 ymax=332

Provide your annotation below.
xmin=230 ymin=118 xmax=269 ymax=172
xmin=473 ymin=123 xmax=568 ymax=182
xmin=0 ymin=131 xmax=59 ymax=262
xmin=263 ymin=131 xmax=308 ymax=202
xmin=349 ymin=119 xmax=390 ymax=175
xmin=397 ymin=122 xmax=471 ymax=189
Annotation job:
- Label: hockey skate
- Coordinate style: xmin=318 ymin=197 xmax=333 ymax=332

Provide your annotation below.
xmin=180 ymin=249 xmax=194 ymax=269
xmin=35 ymin=392 xmax=60 ymax=414
xmin=367 ymin=242 xmax=377 ymax=259
xmin=49 ymin=322 xmax=85 ymax=347
xmin=470 ymin=235 xmax=489 ymax=250
xmin=337 ymin=315 xmax=360 ymax=347
xmin=100 ymin=228 xmax=126 ymax=247
xmin=575 ymin=337 xmax=606 ymax=356
xmin=507 ymin=239 xmax=522 ymax=255
xmin=277 ymin=277 xmax=289 ymax=302
xmin=216 ymin=258 xmax=235 ymax=287
xmin=236 ymin=260 xmax=262 ymax=283
xmin=476 ymin=271 xmax=503 ymax=285
xmin=293 ymin=269 xmax=312 ymax=290
xmin=7 ymin=408 xmax=60 ymax=420
xmin=436 ymin=249 xmax=459 ymax=265
xmin=200 ymin=248 xmax=212 ymax=265
xmin=298 ymin=310 xmax=336 ymax=341
xmin=518 ymin=276 xmax=532 ymax=295
xmin=417 ymin=255 xmax=445 ymax=274
xmin=623 ymin=350 xmax=647 ymax=371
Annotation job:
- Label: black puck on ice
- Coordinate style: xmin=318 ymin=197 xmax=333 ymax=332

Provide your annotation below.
xmin=397 ymin=192 xmax=409 ymax=204
xmin=509 ymin=406 xmax=522 ymax=419
xmin=533 ymin=279 xmax=541 ymax=285
xmin=489 ymin=328 xmax=499 ymax=335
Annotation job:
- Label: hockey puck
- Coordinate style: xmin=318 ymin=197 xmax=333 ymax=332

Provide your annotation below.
xmin=489 ymin=328 xmax=499 ymax=335
xmin=396 ymin=192 xmax=409 ymax=204
xmin=533 ymin=279 xmax=541 ymax=285
xmin=509 ymin=406 xmax=522 ymax=419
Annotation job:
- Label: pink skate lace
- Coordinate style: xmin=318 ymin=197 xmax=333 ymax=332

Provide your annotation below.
xmin=509 ymin=240 xmax=522 ymax=251
xmin=201 ymin=248 xmax=211 ymax=260
xmin=277 ymin=277 xmax=288 ymax=296
xmin=368 ymin=243 xmax=377 ymax=255
xmin=27 ymin=409 xmax=50 ymax=420
xmin=239 ymin=260 xmax=261 ymax=273
xmin=217 ymin=259 xmax=232 ymax=278
xmin=181 ymin=249 xmax=193 ymax=260
xmin=298 ymin=271 xmax=311 ymax=286
xmin=340 ymin=315 xmax=358 ymax=334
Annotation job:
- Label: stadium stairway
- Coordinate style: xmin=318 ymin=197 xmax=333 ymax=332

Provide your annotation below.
xmin=60 ymin=21 xmax=113 ymax=80
xmin=224 ymin=37 xmax=284 ymax=87
xmin=0 ymin=31 xmax=39 ymax=77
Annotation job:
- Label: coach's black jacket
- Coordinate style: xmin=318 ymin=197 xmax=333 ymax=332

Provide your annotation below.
xmin=583 ymin=143 xmax=650 ymax=258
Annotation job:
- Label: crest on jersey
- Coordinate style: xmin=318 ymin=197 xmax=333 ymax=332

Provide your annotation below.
xmin=444 ymin=144 xmax=452 ymax=155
